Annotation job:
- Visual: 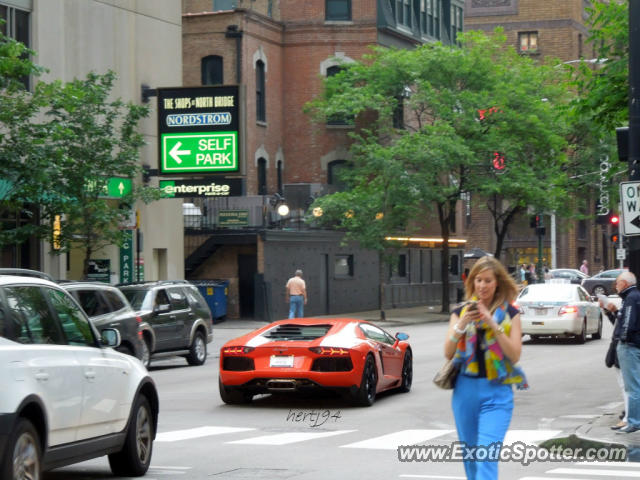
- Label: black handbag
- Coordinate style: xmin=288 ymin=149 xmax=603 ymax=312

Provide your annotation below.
xmin=433 ymin=359 xmax=460 ymax=389
xmin=605 ymin=339 xmax=619 ymax=368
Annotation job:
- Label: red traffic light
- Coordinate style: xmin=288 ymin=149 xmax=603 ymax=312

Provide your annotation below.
xmin=610 ymin=215 xmax=620 ymax=224
xmin=611 ymin=234 xmax=619 ymax=243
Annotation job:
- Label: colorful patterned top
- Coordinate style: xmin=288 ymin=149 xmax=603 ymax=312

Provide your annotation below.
xmin=452 ymin=299 xmax=529 ymax=390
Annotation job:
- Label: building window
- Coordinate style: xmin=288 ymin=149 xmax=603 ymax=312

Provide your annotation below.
xmin=422 ymin=0 xmax=440 ymax=39
xmin=395 ymin=0 xmax=411 ymax=27
xmin=277 ymin=160 xmax=283 ymax=195
xmin=397 ymin=254 xmax=407 ymax=277
xmin=450 ymin=4 xmax=463 ymax=44
xmin=326 ymin=66 xmax=352 ymax=126
xmin=326 ymin=0 xmax=351 ymax=21
xmin=201 ymin=55 xmax=223 ymax=85
xmin=519 ymin=32 xmax=538 ymax=54
xmin=257 ymin=158 xmax=267 ymax=195
xmin=334 ymin=255 xmax=354 ymax=277
xmin=0 ymin=4 xmax=31 ymax=89
xmin=393 ymin=95 xmax=404 ymax=129
xmin=256 ymin=60 xmax=266 ymax=122
xmin=328 ymin=160 xmax=349 ymax=191
xmin=213 ymin=0 xmax=238 ymax=11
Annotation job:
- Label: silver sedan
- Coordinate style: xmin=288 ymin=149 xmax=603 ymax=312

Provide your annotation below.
xmin=516 ymin=283 xmax=603 ymax=343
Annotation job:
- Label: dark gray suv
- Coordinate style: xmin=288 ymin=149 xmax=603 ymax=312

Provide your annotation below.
xmin=62 ymin=282 xmax=147 ymax=365
xmin=119 ymin=281 xmax=213 ymax=367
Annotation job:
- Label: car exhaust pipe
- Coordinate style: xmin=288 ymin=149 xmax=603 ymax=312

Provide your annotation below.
xmin=266 ymin=379 xmax=298 ymax=391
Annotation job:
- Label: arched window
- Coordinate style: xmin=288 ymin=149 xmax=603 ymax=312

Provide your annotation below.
xmin=257 ymin=158 xmax=267 ymax=195
xmin=326 ymin=66 xmax=351 ymax=125
xmin=328 ymin=160 xmax=349 ymax=191
xmin=201 ymin=55 xmax=223 ymax=85
xmin=256 ymin=60 xmax=266 ymax=122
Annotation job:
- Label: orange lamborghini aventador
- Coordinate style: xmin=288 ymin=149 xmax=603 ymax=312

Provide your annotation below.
xmin=218 ymin=318 xmax=412 ymax=406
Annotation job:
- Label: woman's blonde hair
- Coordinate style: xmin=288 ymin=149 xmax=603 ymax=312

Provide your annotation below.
xmin=464 ymin=256 xmax=518 ymax=311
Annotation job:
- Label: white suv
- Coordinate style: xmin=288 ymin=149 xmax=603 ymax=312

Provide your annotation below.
xmin=0 ymin=275 xmax=159 ymax=479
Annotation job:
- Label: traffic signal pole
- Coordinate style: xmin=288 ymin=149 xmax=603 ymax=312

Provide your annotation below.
xmin=628 ymin=1 xmax=640 ymax=276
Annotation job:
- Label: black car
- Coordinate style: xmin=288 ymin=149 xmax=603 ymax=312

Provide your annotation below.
xmin=119 ymin=280 xmax=213 ymax=366
xmin=581 ymin=268 xmax=627 ymax=296
xmin=62 ymin=282 xmax=147 ymax=365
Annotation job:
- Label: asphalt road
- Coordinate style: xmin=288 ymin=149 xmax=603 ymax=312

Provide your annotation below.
xmin=46 ymin=318 xmax=640 ymax=480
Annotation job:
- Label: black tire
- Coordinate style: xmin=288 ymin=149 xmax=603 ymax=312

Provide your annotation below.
xmin=592 ymin=314 xmax=603 ymax=340
xmin=186 ymin=330 xmax=207 ymax=366
xmin=140 ymin=337 xmax=151 ymax=369
xmin=352 ymin=355 xmax=378 ymax=407
xmin=575 ymin=319 xmax=587 ymax=344
xmin=108 ymin=395 xmax=154 ymax=477
xmin=592 ymin=285 xmax=606 ymax=296
xmin=1 ymin=418 xmax=41 ymax=480
xmin=398 ymin=350 xmax=413 ymax=393
xmin=219 ymin=377 xmax=253 ymax=404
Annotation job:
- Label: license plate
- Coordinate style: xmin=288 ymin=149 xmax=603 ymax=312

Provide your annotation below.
xmin=270 ymin=355 xmax=294 ymax=368
xmin=535 ymin=309 xmax=547 ymax=316
xmin=532 ymin=321 xmax=545 ymax=325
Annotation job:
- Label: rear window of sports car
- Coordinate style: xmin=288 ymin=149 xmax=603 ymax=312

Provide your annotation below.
xmin=263 ymin=324 xmax=333 ymax=340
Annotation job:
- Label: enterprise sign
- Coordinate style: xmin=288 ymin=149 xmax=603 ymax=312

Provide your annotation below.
xmin=160 ymin=177 xmax=243 ymax=198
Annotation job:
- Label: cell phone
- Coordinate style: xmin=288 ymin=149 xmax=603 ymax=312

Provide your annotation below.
xmin=466 ymin=301 xmax=478 ymax=311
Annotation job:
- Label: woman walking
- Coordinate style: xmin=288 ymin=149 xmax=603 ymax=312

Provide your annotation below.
xmin=444 ymin=256 xmax=528 ymax=479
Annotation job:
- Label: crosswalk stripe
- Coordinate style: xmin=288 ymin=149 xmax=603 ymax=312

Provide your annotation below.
xmin=341 ymin=429 xmax=455 ymax=450
xmin=503 ymin=429 xmax=562 ymax=445
xmin=547 ymin=468 xmax=640 ymax=477
xmin=399 ymin=475 xmax=465 ymax=479
xmin=227 ymin=429 xmax=356 ymax=445
xmin=156 ymin=426 xmax=255 ymax=442
xmin=519 ymin=477 xmax=586 ymax=480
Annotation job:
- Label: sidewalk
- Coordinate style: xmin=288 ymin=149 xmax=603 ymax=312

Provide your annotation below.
xmin=574 ymin=410 xmax=640 ymax=452
xmin=214 ymin=304 xmax=452 ymax=330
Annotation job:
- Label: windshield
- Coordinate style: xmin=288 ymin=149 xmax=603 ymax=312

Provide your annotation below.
xmin=121 ymin=289 xmax=149 ymax=310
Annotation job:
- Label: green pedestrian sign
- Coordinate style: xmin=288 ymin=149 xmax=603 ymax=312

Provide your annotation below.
xmin=157 ymin=86 xmax=240 ymax=175
xmin=161 ymin=132 xmax=238 ymax=173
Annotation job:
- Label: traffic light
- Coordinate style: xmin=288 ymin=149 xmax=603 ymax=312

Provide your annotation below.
xmin=530 ymin=214 xmax=545 ymax=236
xmin=617 ymin=127 xmax=629 ymax=162
xmin=610 ymin=214 xmax=620 ymax=245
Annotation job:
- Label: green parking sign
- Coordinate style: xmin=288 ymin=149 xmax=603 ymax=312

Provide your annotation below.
xmin=161 ymin=132 xmax=238 ymax=173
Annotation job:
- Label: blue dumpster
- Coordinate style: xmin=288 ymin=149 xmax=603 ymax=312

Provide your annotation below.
xmin=192 ymin=280 xmax=229 ymax=322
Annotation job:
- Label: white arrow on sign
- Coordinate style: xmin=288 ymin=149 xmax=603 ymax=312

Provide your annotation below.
xmin=118 ymin=182 xmax=125 ymax=195
xmin=169 ymin=141 xmax=191 ymax=164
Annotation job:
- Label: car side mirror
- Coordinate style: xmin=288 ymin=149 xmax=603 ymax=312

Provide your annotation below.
xmin=101 ymin=328 xmax=121 ymax=348
xmin=393 ymin=332 xmax=409 ymax=348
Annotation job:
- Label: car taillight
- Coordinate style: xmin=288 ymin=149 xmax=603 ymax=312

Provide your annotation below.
xmin=222 ymin=346 xmax=255 ymax=355
xmin=559 ymin=305 xmax=578 ymax=315
xmin=308 ymin=347 xmax=351 ymax=356
xmin=135 ymin=315 xmax=142 ymax=324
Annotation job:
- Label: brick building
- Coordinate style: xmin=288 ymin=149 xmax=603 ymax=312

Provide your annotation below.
xmin=181 ymin=0 xmax=467 ymax=319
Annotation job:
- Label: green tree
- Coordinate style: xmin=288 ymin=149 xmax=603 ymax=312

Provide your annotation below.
xmin=307 ymin=30 xmax=571 ymax=312
xmin=39 ymin=71 xmax=155 ymax=278
xmin=0 ymin=27 xmax=49 ymax=249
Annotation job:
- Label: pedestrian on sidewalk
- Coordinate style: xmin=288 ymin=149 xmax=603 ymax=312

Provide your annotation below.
xmin=603 ymin=271 xmax=640 ymax=434
xmin=444 ymin=256 xmax=528 ymax=480
xmin=286 ymin=269 xmax=307 ymax=319
xmin=600 ymin=295 xmax=629 ymax=430
xmin=580 ymin=259 xmax=589 ymax=275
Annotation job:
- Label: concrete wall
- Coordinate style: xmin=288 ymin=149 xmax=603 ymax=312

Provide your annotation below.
xmin=32 ymin=0 xmax=184 ymax=281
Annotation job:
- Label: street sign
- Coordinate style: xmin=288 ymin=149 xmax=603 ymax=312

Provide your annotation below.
xmin=617 ymin=248 xmax=627 ymax=260
xmin=157 ymin=86 xmax=239 ymax=175
xmin=159 ymin=177 xmax=243 ymax=198
xmin=120 ymin=230 xmax=134 ymax=284
xmin=104 ymin=177 xmax=132 ymax=198
xmin=620 ymin=181 xmax=640 ymax=235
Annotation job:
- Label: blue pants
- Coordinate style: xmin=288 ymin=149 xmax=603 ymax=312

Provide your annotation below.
xmin=617 ymin=342 xmax=640 ymax=428
xmin=452 ymin=375 xmax=514 ymax=480
xmin=289 ymin=295 xmax=304 ymax=318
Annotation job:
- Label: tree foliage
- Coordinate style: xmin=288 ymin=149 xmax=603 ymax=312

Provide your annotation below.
xmin=306 ymin=30 xmax=572 ymax=311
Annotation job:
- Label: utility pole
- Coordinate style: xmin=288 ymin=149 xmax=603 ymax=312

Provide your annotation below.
xmin=628 ymin=1 xmax=640 ymax=276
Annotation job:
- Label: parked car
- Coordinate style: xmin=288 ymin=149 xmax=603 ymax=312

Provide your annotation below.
xmin=61 ymin=282 xmax=148 ymax=366
xmin=119 ymin=280 xmax=213 ymax=366
xmin=548 ymin=268 xmax=589 ymax=284
xmin=516 ymin=283 xmax=603 ymax=343
xmin=0 ymin=274 xmax=159 ymax=479
xmin=580 ymin=268 xmax=627 ymax=296
xmin=219 ymin=318 xmax=412 ymax=406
